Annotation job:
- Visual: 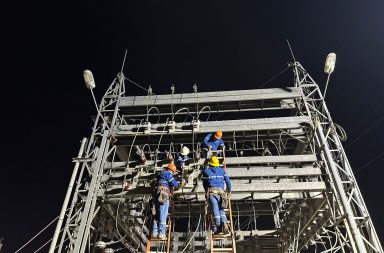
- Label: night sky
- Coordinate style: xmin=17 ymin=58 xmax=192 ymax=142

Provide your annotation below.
xmin=2 ymin=1 xmax=384 ymax=252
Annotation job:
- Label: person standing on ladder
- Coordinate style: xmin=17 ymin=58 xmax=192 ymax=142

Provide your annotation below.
xmin=203 ymin=131 xmax=225 ymax=158
xmin=202 ymin=156 xmax=232 ymax=235
xmin=152 ymin=163 xmax=180 ymax=240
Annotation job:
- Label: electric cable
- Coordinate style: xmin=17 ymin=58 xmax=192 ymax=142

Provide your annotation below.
xmin=115 ymin=119 xmax=144 ymax=244
xmin=355 ymin=149 xmax=384 ymax=174
xmin=124 ymin=77 xmax=156 ymax=95
xmin=33 ymin=231 xmax=69 ymax=253
xmin=14 ymin=214 xmax=62 ymax=253
xmin=179 ymin=214 xmax=202 ymax=253
xmin=258 ymin=65 xmax=291 ymax=89
xmin=146 ymin=106 xmax=160 ymax=123
xmin=334 ymin=123 xmax=347 ymax=142
xmin=197 ymin=106 xmax=211 ymax=122
xmin=346 ymin=113 xmax=384 ymax=149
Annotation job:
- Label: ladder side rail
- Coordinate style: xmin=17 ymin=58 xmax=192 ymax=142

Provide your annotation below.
xmin=227 ymin=196 xmax=236 ymax=253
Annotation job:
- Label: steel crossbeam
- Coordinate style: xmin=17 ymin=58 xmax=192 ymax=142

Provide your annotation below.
xmin=119 ymin=87 xmax=301 ymax=107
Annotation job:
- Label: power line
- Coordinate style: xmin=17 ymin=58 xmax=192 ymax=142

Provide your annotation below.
xmin=258 ymin=65 xmax=291 ymax=89
xmin=14 ymin=215 xmax=59 ymax=253
xmin=355 ymin=150 xmax=384 ymax=174
xmin=345 ymin=114 xmax=384 ymax=149
xmin=125 ymin=77 xmax=155 ymax=95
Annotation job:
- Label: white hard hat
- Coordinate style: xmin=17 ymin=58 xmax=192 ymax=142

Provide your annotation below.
xmin=180 ymin=146 xmax=190 ymax=156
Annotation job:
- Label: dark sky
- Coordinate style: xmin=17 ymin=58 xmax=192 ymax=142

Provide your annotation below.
xmin=2 ymin=1 xmax=384 ymax=252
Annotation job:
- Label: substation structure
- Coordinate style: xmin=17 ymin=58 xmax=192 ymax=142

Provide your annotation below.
xmin=49 ymin=62 xmax=383 ymax=253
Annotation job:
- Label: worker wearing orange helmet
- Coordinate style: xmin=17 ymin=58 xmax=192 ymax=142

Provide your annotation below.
xmin=203 ymin=131 xmax=225 ymax=158
xmin=152 ymin=163 xmax=180 ymax=240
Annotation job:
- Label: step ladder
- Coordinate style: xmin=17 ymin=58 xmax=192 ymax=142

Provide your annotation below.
xmin=146 ymin=202 xmax=173 ymax=253
xmin=209 ymin=196 xmax=237 ymax=253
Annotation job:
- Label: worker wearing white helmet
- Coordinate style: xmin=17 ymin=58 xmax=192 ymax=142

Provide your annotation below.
xmin=175 ymin=146 xmax=191 ymax=170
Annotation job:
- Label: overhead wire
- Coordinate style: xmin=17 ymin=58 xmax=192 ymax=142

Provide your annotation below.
xmin=13 ymin=213 xmax=62 ymax=253
xmin=258 ymin=65 xmax=291 ymax=89
xmin=349 ymin=102 xmax=384 ymax=135
xmin=125 ymin=77 xmax=156 ymax=95
xmin=33 ymin=230 xmax=69 ymax=253
xmin=346 ymin=113 xmax=384 ymax=149
xmin=355 ymin=149 xmax=384 ymax=174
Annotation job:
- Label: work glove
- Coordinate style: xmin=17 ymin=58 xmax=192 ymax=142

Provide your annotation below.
xmin=208 ymin=145 xmax=212 ymax=150
xmin=180 ymin=179 xmax=186 ymax=187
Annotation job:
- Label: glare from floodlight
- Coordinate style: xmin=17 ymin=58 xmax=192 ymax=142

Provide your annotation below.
xmin=83 ymin=69 xmax=96 ymax=89
xmin=324 ymin=53 xmax=336 ymax=74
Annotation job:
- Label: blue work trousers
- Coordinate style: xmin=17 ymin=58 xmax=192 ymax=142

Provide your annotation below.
xmin=152 ymin=199 xmax=169 ymax=236
xmin=209 ymin=193 xmax=228 ymax=230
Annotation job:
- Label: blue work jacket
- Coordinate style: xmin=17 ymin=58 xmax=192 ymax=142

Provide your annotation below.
xmin=203 ymin=133 xmax=224 ymax=150
xmin=158 ymin=170 xmax=179 ymax=189
xmin=176 ymin=154 xmax=190 ymax=167
xmin=202 ymin=166 xmax=232 ymax=192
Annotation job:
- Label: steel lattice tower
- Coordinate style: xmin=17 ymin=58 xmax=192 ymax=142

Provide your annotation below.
xmin=48 ymin=62 xmax=383 ymax=253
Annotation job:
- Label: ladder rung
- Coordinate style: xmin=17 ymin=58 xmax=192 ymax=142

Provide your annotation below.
xmin=150 ymin=238 xmax=167 ymax=241
xmin=212 ymin=248 xmax=233 ymax=252
xmin=212 ymin=236 xmax=232 ymax=240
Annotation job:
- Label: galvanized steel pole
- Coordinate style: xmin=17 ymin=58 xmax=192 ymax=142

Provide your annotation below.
xmin=316 ymin=120 xmax=367 ymax=253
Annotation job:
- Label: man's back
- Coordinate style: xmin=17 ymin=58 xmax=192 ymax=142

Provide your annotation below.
xmin=202 ymin=166 xmax=231 ymax=191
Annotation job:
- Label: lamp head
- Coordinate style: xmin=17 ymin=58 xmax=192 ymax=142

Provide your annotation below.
xmin=83 ymin=69 xmax=96 ymax=89
xmin=324 ymin=53 xmax=336 ymax=74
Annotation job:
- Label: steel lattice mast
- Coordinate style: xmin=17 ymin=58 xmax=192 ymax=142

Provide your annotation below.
xmin=49 ymin=61 xmax=382 ymax=253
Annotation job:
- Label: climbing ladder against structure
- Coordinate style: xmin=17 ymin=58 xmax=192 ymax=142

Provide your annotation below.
xmin=146 ymin=202 xmax=173 ymax=253
xmin=46 ymin=60 xmax=383 ymax=253
xmin=209 ymin=196 xmax=237 ymax=253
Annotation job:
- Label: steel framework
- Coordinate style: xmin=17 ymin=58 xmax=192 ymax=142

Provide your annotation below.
xmin=48 ymin=62 xmax=383 ymax=253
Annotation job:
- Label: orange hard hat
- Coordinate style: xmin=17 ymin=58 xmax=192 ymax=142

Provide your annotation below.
xmin=214 ymin=131 xmax=222 ymax=139
xmin=167 ymin=163 xmax=177 ymax=173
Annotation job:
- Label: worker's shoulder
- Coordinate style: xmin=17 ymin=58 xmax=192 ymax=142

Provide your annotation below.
xmin=162 ymin=170 xmax=172 ymax=177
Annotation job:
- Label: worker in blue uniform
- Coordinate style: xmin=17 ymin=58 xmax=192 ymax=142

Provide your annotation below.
xmin=175 ymin=146 xmax=191 ymax=171
xmin=152 ymin=163 xmax=180 ymax=240
xmin=203 ymin=131 xmax=225 ymax=158
xmin=202 ymin=156 xmax=232 ymax=235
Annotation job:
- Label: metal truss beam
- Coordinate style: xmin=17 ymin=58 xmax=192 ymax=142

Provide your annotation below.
xmin=115 ymin=116 xmax=310 ymax=136
xmin=119 ymin=87 xmax=301 ymax=107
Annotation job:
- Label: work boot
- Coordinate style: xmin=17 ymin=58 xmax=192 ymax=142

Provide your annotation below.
xmin=151 ymin=233 xmax=158 ymax=239
xmin=158 ymin=234 xmax=166 ymax=240
xmin=222 ymin=223 xmax=230 ymax=236
xmin=212 ymin=226 xmax=220 ymax=235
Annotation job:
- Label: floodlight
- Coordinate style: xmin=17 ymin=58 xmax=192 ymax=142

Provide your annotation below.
xmin=83 ymin=69 xmax=96 ymax=89
xmin=323 ymin=53 xmax=336 ymax=98
xmin=324 ymin=53 xmax=336 ymax=74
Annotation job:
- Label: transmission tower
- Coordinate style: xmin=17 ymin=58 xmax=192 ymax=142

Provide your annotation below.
xmin=48 ymin=61 xmax=383 ymax=253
